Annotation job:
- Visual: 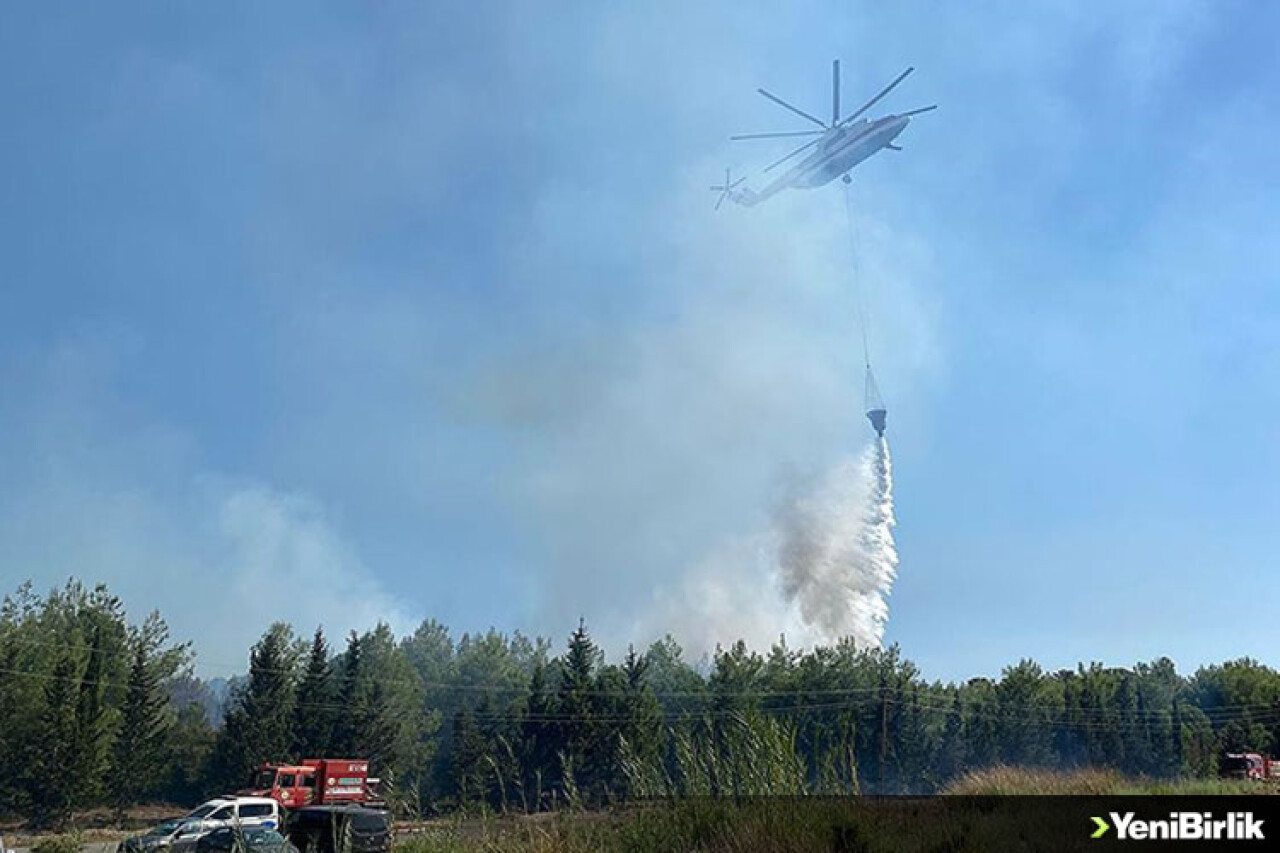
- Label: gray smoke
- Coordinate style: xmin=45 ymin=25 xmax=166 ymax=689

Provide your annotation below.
xmin=777 ymin=437 xmax=898 ymax=648
xmin=633 ymin=436 xmax=899 ymax=655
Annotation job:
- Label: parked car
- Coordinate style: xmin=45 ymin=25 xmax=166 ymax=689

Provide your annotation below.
xmin=284 ymin=807 xmax=392 ymax=853
xmin=196 ymin=828 xmax=297 ymax=853
xmin=170 ymin=797 xmax=284 ymax=852
xmin=120 ymin=819 xmax=189 ymax=852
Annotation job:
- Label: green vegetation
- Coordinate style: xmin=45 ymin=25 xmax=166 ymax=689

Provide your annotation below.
xmin=29 ymin=832 xmax=83 ymax=853
xmin=4 ymin=578 xmax=1280 ymax=829
xmin=942 ymin=765 xmax=1267 ymax=795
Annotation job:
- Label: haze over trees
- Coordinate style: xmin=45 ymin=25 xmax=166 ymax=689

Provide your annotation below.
xmin=1 ymin=579 xmax=1278 ymax=823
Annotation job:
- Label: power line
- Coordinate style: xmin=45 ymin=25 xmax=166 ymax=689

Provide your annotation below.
xmin=13 ymin=632 xmax=1271 ymax=713
xmin=4 ymin=661 xmax=1280 ymax=732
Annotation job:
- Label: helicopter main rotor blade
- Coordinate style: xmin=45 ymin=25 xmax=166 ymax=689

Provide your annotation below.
xmin=832 ymin=59 xmax=840 ymax=125
xmin=897 ymin=104 xmax=937 ymax=118
xmin=842 ymin=66 xmax=914 ymax=125
xmin=730 ymin=130 xmax=825 ymax=140
xmin=756 ymin=88 xmax=827 ymax=129
xmin=764 ymin=136 xmax=822 ymax=173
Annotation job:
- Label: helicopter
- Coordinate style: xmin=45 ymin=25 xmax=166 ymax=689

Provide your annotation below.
xmin=712 ymin=60 xmax=935 ymax=209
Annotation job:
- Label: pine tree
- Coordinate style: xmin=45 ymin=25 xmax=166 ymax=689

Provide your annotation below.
xmin=520 ymin=661 xmax=557 ymax=807
xmin=555 ymin=620 xmax=600 ymax=797
xmin=331 ymin=631 xmax=363 ymax=756
xmin=1111 ymin=674 xmax=1139 ymax=772
xmin=622 ymin=647 xmax=662 ymax=745
xmin=29 ymin=655 xmax=80 ymax=828
xmin=109 ymin=639 xmax=170 ymax=814
xmin=1050 ymin=670 xmax=1084 ymax=768
xmin=894 ymin=683 xmax=932 ymax=793
xmin=0 ymin=638 xmax=22 ymax=813
xmin=936 ymin=687 xmax=966 ymax=783
xmin=615 ymin=646 xmax=662 ymax=798
xmin=709 ymin=641 xmax=762 ymax=715
xmin=164 ymin=702 xmax=217 ymax=805
xmin=996 ymin=659 xmax=1054 ymax=767
xmin=71 ymin=626 xmax=111 ymax=808
xmin=292 ymin=627 xmax=334 ymax=759
xmin=1169 ymin=698 xmax=1186 ymax=776
xmin=450 ymin=708 xmax=486 ymax=805
xmin=1079 ymin=667 xmax=1106 ymax=766
xmin=960 ymin=678 xmax=999 ymax=773
xmin=208 ymin=624 xmax=298 ymax=789
xmin=644 ymin=636 xmax=707 ymax=717
xmin=1132 ymin=687 xmax=1154 ymax=776
xmin=475 ymin=692 xmax=521 ymax=812
xmin=358 ymin=679 xmax=399 ymax=773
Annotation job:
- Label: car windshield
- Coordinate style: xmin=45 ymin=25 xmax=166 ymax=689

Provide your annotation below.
xmin=349 ymin=813 xmax=388 ymax=833
xmin=147 ymin=821 xmax=184 ymax=836
xmin=245 ymin=830 xmax=282 ymax=845
xmin=293 ymin=810 xmax=386 ymax=834
xmin=188 ymin=804 xmax=218 ymax=819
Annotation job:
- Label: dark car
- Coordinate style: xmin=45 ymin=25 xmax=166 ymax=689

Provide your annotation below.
xmin=284 ymin=807 xmax=392 ymax=853
xmin=119 ymin=819 xmax=189 ymax=853
xmin=195 ymin=828 xmax=297 ymax=853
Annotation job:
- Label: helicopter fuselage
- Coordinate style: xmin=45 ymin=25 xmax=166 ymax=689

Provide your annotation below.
xmin=790 ymin=115 xmax=909 ymax=188
xmin=728 ymin=115 xmax=910 ymax=207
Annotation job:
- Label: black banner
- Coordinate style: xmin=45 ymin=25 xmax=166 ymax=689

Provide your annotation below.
xmin=635 ymin=796 xmax=1280 ymax=852
xmin=827 ymin=797 xmax=1277 ymax=851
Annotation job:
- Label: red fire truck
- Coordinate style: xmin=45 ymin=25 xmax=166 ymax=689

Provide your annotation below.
xmin=243 ymin=759 xmax=384 ymax=809
xmin=1221 ymin=752 xmax=1280 ymax=781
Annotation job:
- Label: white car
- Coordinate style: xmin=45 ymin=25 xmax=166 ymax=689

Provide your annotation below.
xmin=170 ymin=797 xmax=282 ymax=852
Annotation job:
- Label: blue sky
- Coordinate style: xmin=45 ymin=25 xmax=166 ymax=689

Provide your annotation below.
xmin=3 ymin=2 xmax=1279 ymax=681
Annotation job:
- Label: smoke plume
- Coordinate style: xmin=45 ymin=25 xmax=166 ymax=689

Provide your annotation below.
xmin=637 ymin=437 xmax=900 ymax=656
xmin=777 ymin=437 xmax=898 ymax=648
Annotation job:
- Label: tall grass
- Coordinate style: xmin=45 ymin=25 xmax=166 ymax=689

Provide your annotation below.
xmin=943 ymin=766 xmax=1127 ymax=795
xmin=943 ymin=765 xmax=1271 ymax=795
xmin=617 ymin=711 xmax=853 ymax=800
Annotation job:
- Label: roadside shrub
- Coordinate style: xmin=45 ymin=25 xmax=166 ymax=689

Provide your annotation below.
xmin=32 ymin=832 xmax=84 ymax=853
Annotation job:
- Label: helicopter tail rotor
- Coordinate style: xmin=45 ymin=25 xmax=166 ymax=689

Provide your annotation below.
xmin=710 ymin=167 xmax=746 ymax=210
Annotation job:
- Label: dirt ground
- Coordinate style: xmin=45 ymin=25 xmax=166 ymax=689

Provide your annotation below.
xmin=1 ymin=805 xmax=187 ymax=850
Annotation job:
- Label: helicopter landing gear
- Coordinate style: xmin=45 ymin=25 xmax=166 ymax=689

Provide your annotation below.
xmin=841 ymin=174 xmax=852 ymax=185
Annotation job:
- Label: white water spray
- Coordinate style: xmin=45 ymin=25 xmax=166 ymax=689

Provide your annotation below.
xmin=635 ymin=438 xmax=899 ymax=655
xmin=777 ymin=437 xmax=898 ymax=648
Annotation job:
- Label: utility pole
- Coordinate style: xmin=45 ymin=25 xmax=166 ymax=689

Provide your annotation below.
xmin=879 ymin=681 xmax=889 ymax=790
